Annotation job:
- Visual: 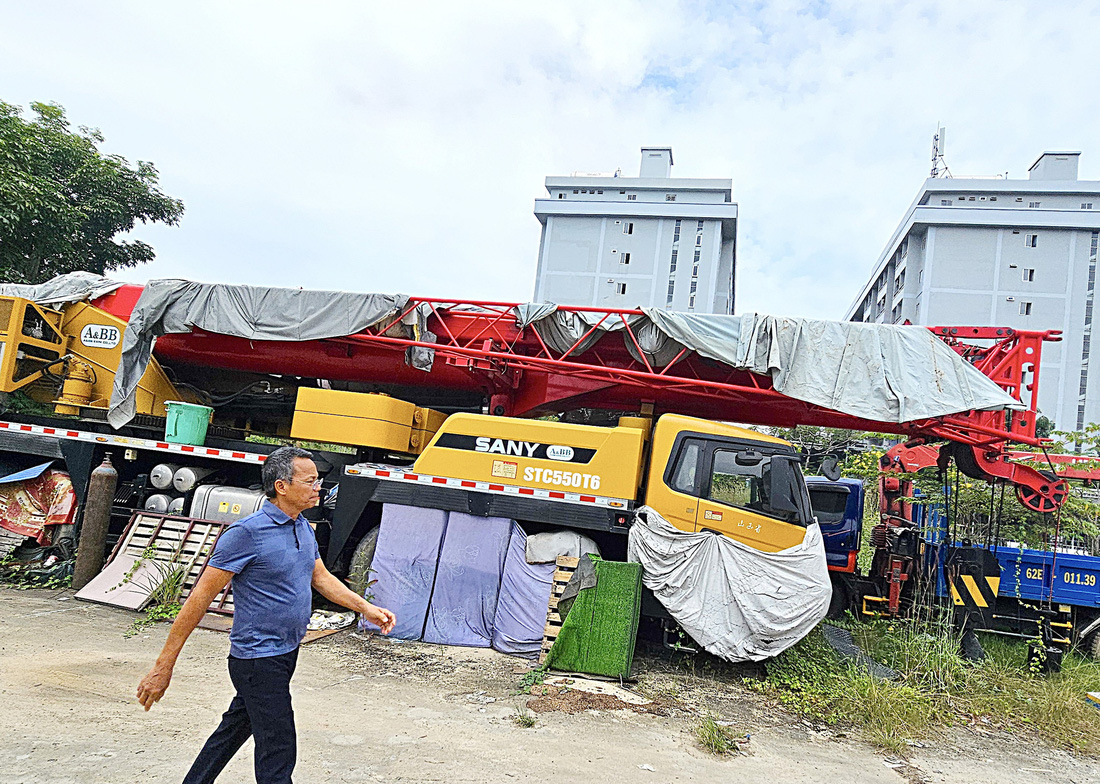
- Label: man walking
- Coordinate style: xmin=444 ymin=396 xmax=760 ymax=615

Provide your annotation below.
xmin=137 ymin=446 xmax=396 ymax=783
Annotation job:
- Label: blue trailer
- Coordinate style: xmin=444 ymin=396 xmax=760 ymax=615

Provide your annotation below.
xmin=808 ymin=476 xmax=1100 ymax=657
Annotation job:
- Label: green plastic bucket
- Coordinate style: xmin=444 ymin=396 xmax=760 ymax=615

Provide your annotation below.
xmin=165 ymin=401 xmax=214 ymax=446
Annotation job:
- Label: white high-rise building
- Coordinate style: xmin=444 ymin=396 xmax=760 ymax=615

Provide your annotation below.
xmin=846 ymin=152 xmax=1100 ymax=430
xmin=532 ymin=148 xmax=738 ymax=313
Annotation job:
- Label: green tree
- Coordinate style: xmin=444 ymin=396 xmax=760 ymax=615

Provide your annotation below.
xmin=0 ymin=101 xmax=183 ymax=283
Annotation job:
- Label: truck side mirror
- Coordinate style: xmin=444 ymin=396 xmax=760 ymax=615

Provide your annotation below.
xmin=821 ymin=456 xmax=842 ymax=482
xmin=769 ymin=457 xmax=800 ymax=513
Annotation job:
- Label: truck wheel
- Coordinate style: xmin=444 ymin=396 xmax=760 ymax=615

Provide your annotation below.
xmin=1088 ymin=630 xmax=1100 ymax=660
xmin=826 ymin=576 xmax=852 ymax=620
xmin=346 ymin=526 xmax=380 ymax=599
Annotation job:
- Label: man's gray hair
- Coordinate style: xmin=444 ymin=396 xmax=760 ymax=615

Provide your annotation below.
xmin=262 ymin=445 xmax=314 ymax=498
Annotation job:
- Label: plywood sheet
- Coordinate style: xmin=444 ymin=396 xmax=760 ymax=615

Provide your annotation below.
xmin=74 ymin=553 xmax=163 ymax=610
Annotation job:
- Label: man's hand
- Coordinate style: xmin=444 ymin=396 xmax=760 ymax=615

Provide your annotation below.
xmin=134 ymin=565 xmax=233 ymax=712
xmin=136 ymin=662 xmax=173 ymax=711
xmin=312 ymin=558 xmax=396 ymax=634
xmin=361 ymin=602 xmax=396 ymax=635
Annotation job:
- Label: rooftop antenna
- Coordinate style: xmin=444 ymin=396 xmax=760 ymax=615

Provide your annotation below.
xmin=931 ymin=125 xmax=951 ymax=178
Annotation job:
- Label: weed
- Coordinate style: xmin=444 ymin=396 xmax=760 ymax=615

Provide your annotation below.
xmin=114 ymin=547 xmax=188 ymax=638
xmin=757 ymin=622 xmax=1100 ymax=754
xmin=517 ymin=665 xmax=548 ymax=695
xmin=512 ymin=708 xmax=537 ymax=728
xmin=694 ymin=713 xmax=745 ymax=755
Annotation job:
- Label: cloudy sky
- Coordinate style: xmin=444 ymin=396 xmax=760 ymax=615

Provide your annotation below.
xmin=3 ymin=1 xmax=1099 ymax=319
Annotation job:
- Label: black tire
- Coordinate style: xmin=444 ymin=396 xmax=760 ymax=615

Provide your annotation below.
xmin=826 ymin=576 xmax=853 ymax=620
xmin=346 ymin=526 xmax=380 ymax=599
xmin=1087 ymin=630 xmax=1100 ymax=660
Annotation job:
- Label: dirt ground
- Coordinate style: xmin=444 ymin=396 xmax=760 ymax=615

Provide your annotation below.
xmin=1 ymin=587 xmax=1097 ymax=784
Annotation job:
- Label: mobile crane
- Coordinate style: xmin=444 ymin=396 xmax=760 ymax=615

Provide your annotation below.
xmin=0 ymin=278 xmax=1068 ymax=649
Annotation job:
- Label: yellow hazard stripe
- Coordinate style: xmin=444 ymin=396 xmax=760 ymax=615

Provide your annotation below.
xmin=949 ymin=583 xmax=965 ymax=606
xmin=986 ymin=576 xmax=1000 ymax=596
xmin=960 ymin=574 xmax=989 ymax=608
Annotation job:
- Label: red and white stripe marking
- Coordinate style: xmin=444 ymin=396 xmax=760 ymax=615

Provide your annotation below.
xmin=345 ymin=464 xmax=633 ymax=510
xmin=0 ymin=420 xmax=267 ymax=465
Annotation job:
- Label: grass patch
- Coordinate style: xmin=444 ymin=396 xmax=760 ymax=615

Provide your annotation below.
xmin=694 ymin=713 xmax=747 ymax=755
xmin=516 ymin=664 xmax=548 ymax=695
xmin=512 ymin=708 xmax=537 ymax=728
xmin=753 ymin=620 xmax=1100 ymax=754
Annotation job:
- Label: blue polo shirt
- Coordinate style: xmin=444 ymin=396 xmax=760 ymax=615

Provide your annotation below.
xmin=207 ymin=500 xmax=319 ymax=659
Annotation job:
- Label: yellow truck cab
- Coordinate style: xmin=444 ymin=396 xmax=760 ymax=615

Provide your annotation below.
xmin=322 ymin=399 xmax=816 ymax=570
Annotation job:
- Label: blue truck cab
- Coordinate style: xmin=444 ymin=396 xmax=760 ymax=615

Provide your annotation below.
xmin=805 ymin=476 xmax=864 ymax=573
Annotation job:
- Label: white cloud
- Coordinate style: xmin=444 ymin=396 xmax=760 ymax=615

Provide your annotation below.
xmin=2 ymin=0 xmax=1099 ymax=317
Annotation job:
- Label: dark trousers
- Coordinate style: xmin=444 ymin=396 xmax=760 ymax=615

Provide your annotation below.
xmin=182 ymin=648 xmax=300 ymax=784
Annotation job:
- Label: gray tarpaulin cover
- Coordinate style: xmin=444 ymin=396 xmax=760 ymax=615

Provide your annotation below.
xmin=422 ymin=512 xmax=511 ymax=647
xmin=515 ymin=305 xmax=1021 ymax=423
xmin=8 ymin=269 xmax=1017 ymax=427
xmin=107 ymin=279 xmax=430 ymax=428
xmin=491 ymin=525 xmax=556 ymax=657
xmin=524 ymin=530 xmax=601 ymax=564
xmin=0 ymin=271 xmax=122 ymax=306
xmin=626 ymin=506 xmax=831 ymax=662
xmin=361 ymin=504 xmax=447 ymax=640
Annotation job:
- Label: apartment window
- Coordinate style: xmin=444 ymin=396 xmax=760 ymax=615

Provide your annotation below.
xmin=620 ymin=190 xmax=626 ymax=195
xmin=673 ymin=219 xmax=681 ymax=243
xmin=616 ymin=282 xmax=627 ymax=295
xmin=621 ymin=253 xmax=631 ymax=265
xmin=894 ymin=270 xmax=905 ymax=290
xmin=990 ymin=196 xmax=998 ymax=201
xmin=666 ymin=194 xmax=677 ymax=201
xmin=688 ymin=294 xmax=696 ymax=309
xmin=627 ymin=194 xmax=637 ymax=201
xmin=1084 ymin=203 xmax=1094 ymax=210
xmin=573 ymin=189 xmax=579 ymax=194
xmin=558 ymin=193 xmax=565 ymax=199
xmin=623 ymin=222 xmax=634 ymax=235
xmin=941 ymin=199 xmax=952 ymax=206
xmin=670 ymin=249 xmax=678 ymax=272
xmin=690 ymin=281 xmax=698 ymax=294
xmin=1025 ymin=234 xmax=1038 ymax=247
xmin=1015 ymin=197 xmax=1023 ymax=202
xmin=1020 ymin=301 xmax=1032 ymax=316
xmin=597 ymin=190 xmax=603 ymax=194
xmin=666 ymin=280 xmax=675 ymax=305
xmin=969 ymin=196 xmax=976 ymax=201
xmin=958 ymin=196 xmax=966 ymax=201
xmin=695 ymin=234 xmax=702 ymax=247
xmin=1029 ymin=201 xmax=1041 ymax=208
xmin=1022 ymin=268 xmax=1035 ymax=282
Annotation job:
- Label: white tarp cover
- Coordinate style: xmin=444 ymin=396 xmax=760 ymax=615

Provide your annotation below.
xmin=0 ymin=271 xmax=123 ymax=306
xmin=515 ymin=305 xmax=1022 ymax=424
xmin=106 ymin=279 xmax=432 ymax=428
xmin=626 ymin=506 xmax=831 ymax=662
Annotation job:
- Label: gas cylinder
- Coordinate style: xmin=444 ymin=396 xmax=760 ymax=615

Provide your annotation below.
xmin=144 ymin=493 xmax=173 ymax=513
xmin=72 ymin=453 xmax=119 ymax=589
xmin=172 ymin=466 xmax=213 ymax=492
xmin=149 ymin=463 xmax=180 ymax=490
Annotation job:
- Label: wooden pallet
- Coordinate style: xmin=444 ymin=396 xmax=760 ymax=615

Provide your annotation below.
xmin=539 ymin=555 xmax=580 ymax=664
xmin=105 ymin=512 xmax=236 ymax=614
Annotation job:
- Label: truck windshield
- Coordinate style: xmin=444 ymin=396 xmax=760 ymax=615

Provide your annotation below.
xmin=709 ymin=449 xmax=810 ymax=525
xmin=808 ymin=488 xmax=850 ymax=523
